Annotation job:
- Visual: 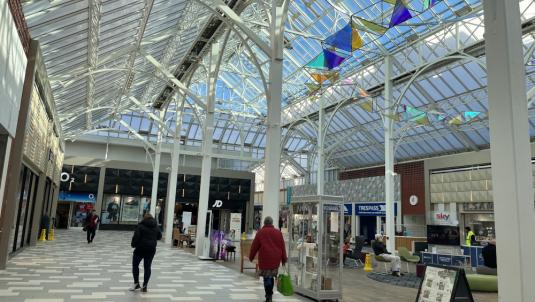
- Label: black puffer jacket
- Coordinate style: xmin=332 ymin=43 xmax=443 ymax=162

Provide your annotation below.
xmin=131 ymin=218 xmax=162 ymax=254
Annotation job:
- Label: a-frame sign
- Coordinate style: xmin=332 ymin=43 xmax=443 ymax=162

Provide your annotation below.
xmin=416 ymin=265 xmax=474 ymax=302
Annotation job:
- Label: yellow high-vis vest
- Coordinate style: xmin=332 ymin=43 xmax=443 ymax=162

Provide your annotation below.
xmin=465 ymin=230 xmax=475 ymax=246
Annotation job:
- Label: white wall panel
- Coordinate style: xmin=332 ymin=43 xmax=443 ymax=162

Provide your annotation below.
xmin=0 ymin=1 xmax=27 ymax=137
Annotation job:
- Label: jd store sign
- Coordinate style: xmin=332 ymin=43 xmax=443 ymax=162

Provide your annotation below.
xmin=212 ymin=200 xmax=223 ymax=208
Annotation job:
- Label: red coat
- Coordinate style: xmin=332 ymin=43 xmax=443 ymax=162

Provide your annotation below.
xmin=249 ymin=225 xmax=287 ymax=270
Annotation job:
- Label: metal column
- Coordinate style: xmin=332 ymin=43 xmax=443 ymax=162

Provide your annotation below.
xmin=195 ymin=43 xmax=219 ymax=256
xmin=317 ymin=100 xmax=325 ymax=195
xmin=383 ymin=55 xmax=396 ymax=252
xmin=94 ymin=167 xmax=106 ymax=216
xmin=164 ymin=96 xmax=185 ymax=244
xmin=262 ymin=3 xmax=286 ymax=226
xmin=483 ymin=1 xmax=535 ymax=301
xmin=149 ymin=110 xmax=164 ymax=217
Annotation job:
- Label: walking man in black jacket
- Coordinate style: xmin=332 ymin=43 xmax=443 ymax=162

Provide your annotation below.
xmin=129 ymin=213 xmax=162 ymax=292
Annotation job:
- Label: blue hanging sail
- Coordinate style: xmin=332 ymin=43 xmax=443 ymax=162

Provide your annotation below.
xmin=389 ymin=0 xmax=413 ymax=28
xmin=325 ymin=23 xmax=353 ymax=52
xmin=323 ymin=49 xmax=347 ymax=69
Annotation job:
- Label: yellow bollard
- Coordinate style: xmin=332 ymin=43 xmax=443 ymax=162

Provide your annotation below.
xmin=48 ymin=227 xmax=55 ymax=241
xmin=364 ymin=253 xmax=373 ymax=272
xmin=38 ymin=229 xmax=47 ymax=241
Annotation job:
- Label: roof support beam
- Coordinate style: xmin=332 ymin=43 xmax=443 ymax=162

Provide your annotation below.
xmin=193 ymin=0 xmax=271 ymax=56
xmin=128 ymin=96 xmax=173 ymax=135
xmin=141 ymin=51 xmax=207 ymax=111
xmin=86 ymin=0 xmax=102 ymax=130
xmin=117 ymin=119 xmax=156 ymax=152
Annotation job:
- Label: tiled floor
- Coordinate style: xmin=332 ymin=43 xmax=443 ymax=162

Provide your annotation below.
xmin=217 ymin=245 xmax=499 ymax=302
xmin=0 ymin=230 xmax=307 ymax=302
xmin=1 ymin=230 xmax=499 ymax=302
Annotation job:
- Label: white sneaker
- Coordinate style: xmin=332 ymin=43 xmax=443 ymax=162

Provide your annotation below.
xmin=129 ymin=283 xmax=141 ymax=291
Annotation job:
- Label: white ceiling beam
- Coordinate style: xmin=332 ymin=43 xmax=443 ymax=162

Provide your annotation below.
xmin=141 ymin=51 xmax=207 ymax=111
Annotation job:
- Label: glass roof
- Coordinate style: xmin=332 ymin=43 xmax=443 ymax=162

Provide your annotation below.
xmin=21 ymin=0 xmax=535 ymax=176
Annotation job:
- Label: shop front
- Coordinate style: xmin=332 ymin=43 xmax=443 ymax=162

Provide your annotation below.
xmin=430 ymin=166 xmax=496 ymax=242
xmin=8 ymin=165 xmax=39 ymax=254
xmin=100 ymin=168 xmax=168 ymax=230
xmin=57 ymin=191 xmax=96 ymax=228
xmin=58 ymin=165 xmax=101 ymax=229
xmin=344 ymin=202 xmax=399 ymax=243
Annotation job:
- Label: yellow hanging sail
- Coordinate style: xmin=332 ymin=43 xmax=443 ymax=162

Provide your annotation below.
xmin=384 ymin=113 xmax=401 ymax=122
xmin=356 ymin=17 xmax=388 ymax=35
xmin=358 ymin=100 xmax=374 ymax=112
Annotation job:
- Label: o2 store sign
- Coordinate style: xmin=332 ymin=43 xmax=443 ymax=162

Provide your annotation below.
xmin=60 ymin=172 xmax=75 ymax=183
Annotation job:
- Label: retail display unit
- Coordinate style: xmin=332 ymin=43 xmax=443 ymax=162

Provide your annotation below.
xmin=288 ymin=195 xmax=344 ymax=301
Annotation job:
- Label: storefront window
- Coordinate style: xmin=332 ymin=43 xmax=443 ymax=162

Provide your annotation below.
xmin=463 ymin=213 xmax=495 ymax=241
xmin=71 ymin=203 xmax=94 ymax=227
xmin=121 ymin=196 xmax=140 ymax=224
xmin=140 ymin=197 xmax=150 ymax=220
xmin=101 ymin=195 xmax=121 ymax=224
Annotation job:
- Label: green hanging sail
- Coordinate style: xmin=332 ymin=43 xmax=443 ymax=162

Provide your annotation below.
xmin=423 ymin=0 xmax=439 ymax=10
xmin=306 ymin=52 xmax=327 ymax=70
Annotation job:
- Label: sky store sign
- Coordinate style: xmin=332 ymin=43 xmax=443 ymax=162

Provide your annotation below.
xmin=432 ymin=211 xmax=456 ymax=225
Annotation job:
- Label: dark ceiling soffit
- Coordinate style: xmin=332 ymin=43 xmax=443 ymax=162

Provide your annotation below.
xmin=152 ymin=0 xmax=245 ymax=109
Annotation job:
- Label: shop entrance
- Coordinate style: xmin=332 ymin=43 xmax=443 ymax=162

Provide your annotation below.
xmin=55 ymin=202 xmax=70 ymax=229
xmin=360 ymin=216 xmax=376 ymax=243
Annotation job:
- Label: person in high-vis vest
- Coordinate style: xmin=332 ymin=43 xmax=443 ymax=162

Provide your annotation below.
xmin=465 ymin=226 xmax=476 ymax=246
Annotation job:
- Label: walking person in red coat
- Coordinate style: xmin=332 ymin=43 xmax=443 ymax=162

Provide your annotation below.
xmin=249 ymin=216 xmax=287 ymax=302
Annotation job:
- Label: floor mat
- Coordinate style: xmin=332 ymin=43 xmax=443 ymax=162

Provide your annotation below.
xmin=367 ymin=272 xmax=422 ymax=289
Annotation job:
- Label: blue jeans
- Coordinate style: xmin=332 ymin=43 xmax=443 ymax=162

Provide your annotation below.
xmin=263 ymin=276 xmax=274 ymax=297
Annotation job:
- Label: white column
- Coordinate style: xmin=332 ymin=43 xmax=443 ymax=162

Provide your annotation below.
xmin=484 ymin=1 xmax=535 ymax=301
xmin=262 ymin=3 xmax=286 ymax=226
xmin=384 ymin=55 xmax=396 ymax=252
xmin=164 ymin=96 xmax=185 ymax=244
xmin=195 ymin=43 xmax=219 ymax=256
xmin=150 ymin=110 xmax=165 ymax=217
xmin=317 ymin=99 xmax=325 ymax=195
xmin=376 ymin=216 xmax=382 ymax=234
xmin=351 ymin=203 xmax=358 ymax=237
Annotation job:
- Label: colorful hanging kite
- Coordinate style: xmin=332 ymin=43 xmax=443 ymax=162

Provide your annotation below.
xmin=306 ymin=52 xmax=328 ymax=70
xmin=305 ymin=49 xmax=348 ymax=70
xmin=463 ymin=111 xmax=481 ymax=121
xmin=310 ymin=71 xmax=339 ymax=84
xmin=414 ymin=115 xmax=430 ymax=125
xmin=324 ymin=21 xmax=363 ymax=53
xmin=358 ymin=100 xmax=374 ymax=112
xmin=389 ymin=0 xmax=413 ymax=28
xmin=384 ymin=113 xmax=401 ymax=122
xmin=405 ymin=106 xmax=427 ymax=121
xmin=305 ymin=83 xmax=321 ymax=93
xmin=324 ymin=49 xmax=347 ymax=69
xmin=423 ymin=0 xmax=439 ymax=10
xmin=356 ymin=17 xmax=388 ymax=35
xmin=359 ymin=88 xmax=370 ymax=97
xmin=448 ymin=116 xmax=463 ymax=125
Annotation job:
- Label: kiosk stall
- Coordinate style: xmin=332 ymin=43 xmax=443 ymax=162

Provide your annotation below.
xmin=288 ymin=195 xmax=344 ymax=301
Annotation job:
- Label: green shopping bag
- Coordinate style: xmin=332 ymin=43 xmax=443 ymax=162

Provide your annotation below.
xmin=277 ymin=267 xmax=294 ymax=296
